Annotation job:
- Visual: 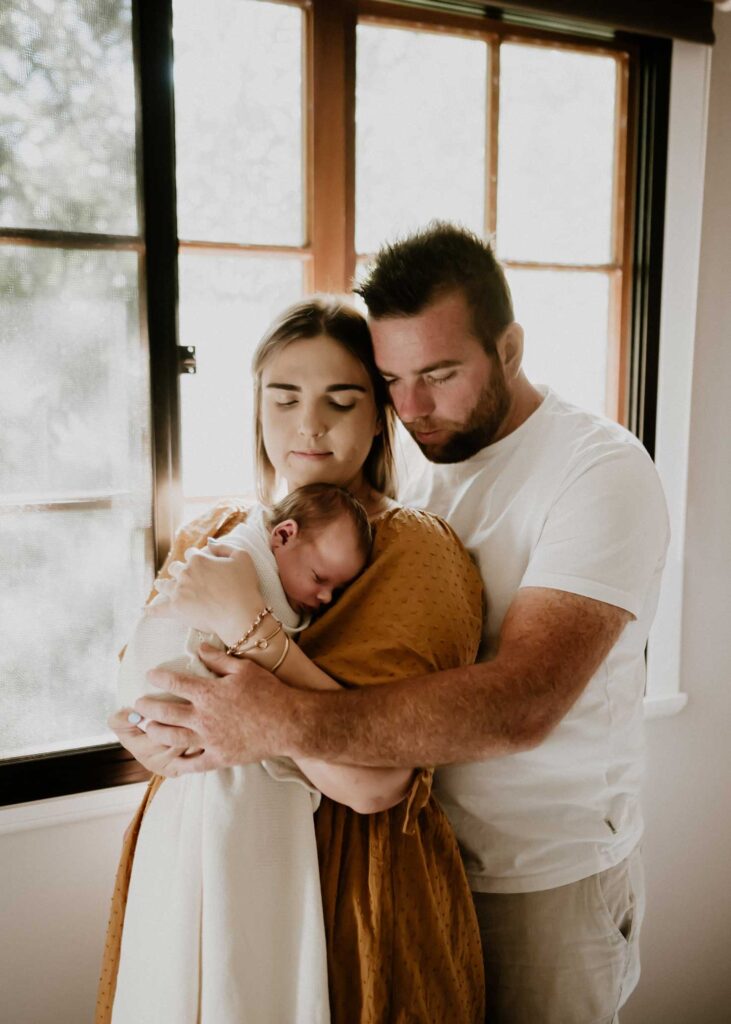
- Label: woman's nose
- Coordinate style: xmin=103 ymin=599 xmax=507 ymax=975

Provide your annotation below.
xmin=297 ymin=405 xmax=327 ymax=439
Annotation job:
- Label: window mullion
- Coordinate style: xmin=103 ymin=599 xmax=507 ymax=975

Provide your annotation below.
xmin=311 ymin=0 xmax=357 ymax=292
xmin=486 ymin=37 xmax=500 ymax=240
xmin=132 ymin=0 xmax=183 ymax=569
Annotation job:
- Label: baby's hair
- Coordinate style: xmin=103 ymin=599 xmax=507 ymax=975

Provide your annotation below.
xmin=265 ymin=484 xmax=372 ymax=561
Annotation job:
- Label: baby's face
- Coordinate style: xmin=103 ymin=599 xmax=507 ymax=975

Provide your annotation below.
xmin=270 ymin=516 xmax=367 ymax=614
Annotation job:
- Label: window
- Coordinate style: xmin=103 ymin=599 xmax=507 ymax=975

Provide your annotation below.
xmin=1 ymin=1 xmax=153 ymax=769
xmin=1 ymin=0 xmax=667 ymax=804
xmin=354 ymin=15 xmax=631 ymax=421
xmin=173 ymin=0 xmax=309 ymax=516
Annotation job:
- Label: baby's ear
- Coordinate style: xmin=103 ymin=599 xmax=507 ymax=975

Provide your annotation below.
xmin=271 ymin=518 xmax=299 ymax=548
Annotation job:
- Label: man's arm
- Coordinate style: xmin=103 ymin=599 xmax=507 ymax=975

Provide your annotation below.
xmin=130 ymin=586 xmax=630 ymax=772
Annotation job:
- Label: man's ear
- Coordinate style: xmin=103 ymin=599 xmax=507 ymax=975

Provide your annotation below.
xmin=495 ymin=322 xmax=524 ymax=379
xmin=270 ymin=518 xmax=299 ymax=549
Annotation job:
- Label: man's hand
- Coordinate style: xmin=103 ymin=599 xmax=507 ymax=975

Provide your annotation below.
xmin=131 ymin=645 xmax=299 ymax=773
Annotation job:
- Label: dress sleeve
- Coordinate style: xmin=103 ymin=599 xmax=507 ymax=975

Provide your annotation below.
xmin=299 ymin=508 xmax=484 ymax=687
xmin=144 ymin=501 xmax=249 ymax=605
xmin=118 ymin=502 xmax=249 ymax=660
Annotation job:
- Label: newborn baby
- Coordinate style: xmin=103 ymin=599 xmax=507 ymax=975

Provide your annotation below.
xmin=118 ymin=482 xmax=371 ymax=712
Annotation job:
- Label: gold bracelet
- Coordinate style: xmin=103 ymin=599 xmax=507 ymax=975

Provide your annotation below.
xmin=229 ymin=622 xmax=282 ymax=658
xmin=226 ymin=606 xmax=276 ymax=656
xmin=223 ymin=602 xmax=272 ymax=651
xmin=269 ymin=634 xmax=290 ymax=674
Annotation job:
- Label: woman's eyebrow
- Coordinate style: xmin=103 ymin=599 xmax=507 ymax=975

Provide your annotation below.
xmin=266 ymin=382 xmax=367 ymax=393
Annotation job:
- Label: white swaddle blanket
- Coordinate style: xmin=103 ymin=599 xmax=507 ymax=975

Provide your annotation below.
xmin=112 ymin=507 xmax=330 ymax=1024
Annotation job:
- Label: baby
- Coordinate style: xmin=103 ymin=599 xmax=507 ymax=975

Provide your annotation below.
xmin=118 ymin=482 xmax=371 ymax=712
xmin=111 ymin=484 xmax=371 ymax=1024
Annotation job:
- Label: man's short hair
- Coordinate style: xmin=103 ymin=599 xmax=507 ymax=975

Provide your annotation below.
xmin=355 ymin=221 xmax=515 ymax=355
xmin=266 ymin=484 xmax=372 ymax=561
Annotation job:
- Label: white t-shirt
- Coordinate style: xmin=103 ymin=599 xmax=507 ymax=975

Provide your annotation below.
xmin=400 ymin=387 xmax=670 ymax=894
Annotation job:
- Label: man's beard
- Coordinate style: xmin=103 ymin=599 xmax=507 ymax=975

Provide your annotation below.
xmin=406 ymin=365 xmax=511 ymax=464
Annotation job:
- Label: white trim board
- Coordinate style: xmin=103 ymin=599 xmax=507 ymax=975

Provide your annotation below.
xmin=645 ymin=40 xmax=712 ymax=714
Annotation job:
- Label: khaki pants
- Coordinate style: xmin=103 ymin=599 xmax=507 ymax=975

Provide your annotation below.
xmin=472 ymin=846 xmax=645 ymax=1024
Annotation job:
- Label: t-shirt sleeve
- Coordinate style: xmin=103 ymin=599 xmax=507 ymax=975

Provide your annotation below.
xmin=520 ymin=444 xmax=669 ymax=618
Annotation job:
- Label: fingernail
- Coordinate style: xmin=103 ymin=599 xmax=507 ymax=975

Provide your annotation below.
xmin=127 ymin=711 xmax=142 ymax=725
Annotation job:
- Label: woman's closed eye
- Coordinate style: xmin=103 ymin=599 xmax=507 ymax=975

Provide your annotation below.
xmin=273 ymin=398 xmax=355 ymax=411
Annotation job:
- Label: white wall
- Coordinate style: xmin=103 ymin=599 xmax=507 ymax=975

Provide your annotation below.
xmin=622 ymin=13 xmax=731 ymax=1024
xmin=3 ymin=21 xmax=731 ymax=1024
xmin=0 ymin=789 xmax=143 ymax=1024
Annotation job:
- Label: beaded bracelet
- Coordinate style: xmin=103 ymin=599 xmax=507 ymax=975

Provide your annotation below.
xmin=225 ymin=605 xmax=276 ymax=657
xmin=229 ymin=623 xmax=283 ymax=659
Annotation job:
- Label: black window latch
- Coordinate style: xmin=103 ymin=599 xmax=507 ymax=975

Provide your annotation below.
xmin=177 ymin=345 xmax=197 ymax=375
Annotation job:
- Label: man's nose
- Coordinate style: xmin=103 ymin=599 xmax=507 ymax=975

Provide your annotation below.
xmin=394 ymin=380 xmax=435 ymax=422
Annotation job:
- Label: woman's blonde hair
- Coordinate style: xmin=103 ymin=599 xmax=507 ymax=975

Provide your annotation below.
xmin=252 ymin=296 xmax=397 ymax=504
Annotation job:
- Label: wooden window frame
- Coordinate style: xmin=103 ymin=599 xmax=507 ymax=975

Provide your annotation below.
xmin=2 ymin=0 xmax=668 ymax=806
xmin=327 ymin=0 xmax=640 ymax=425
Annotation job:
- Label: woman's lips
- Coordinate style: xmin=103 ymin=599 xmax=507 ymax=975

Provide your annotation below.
xmin=291 ymin=450 xmax=333 ymax=460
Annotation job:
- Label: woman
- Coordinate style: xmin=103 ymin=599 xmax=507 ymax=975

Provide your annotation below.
xmin=98 ymin=297 xmax=485 ymax=1024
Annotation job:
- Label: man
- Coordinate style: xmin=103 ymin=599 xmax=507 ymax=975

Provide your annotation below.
xmin=119 ymin=223 xmax=669 ymax=1023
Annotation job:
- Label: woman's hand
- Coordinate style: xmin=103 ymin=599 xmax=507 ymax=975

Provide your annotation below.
xmin=108 ymin=708 xmax=196 ymax=778
xmin=150 ymin=541 xmax=266 ymax=647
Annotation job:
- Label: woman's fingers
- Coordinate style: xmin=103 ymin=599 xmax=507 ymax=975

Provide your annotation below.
xmin=170 ymin=749 xmax=218 ymax=774
xmin=197 ymin=643 xmax=247 ymax=674
xmin=108 ymin=707 xmax=142 ymax=734
xmin=108 ymin=708 xmax=189 ymax=777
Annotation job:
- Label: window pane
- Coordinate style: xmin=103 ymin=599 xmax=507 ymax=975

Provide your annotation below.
xmin=0 ymin=507 xmax=150 ymax=759
xmin=506 ymin=268 xmax=610 ymax=416
xmin=0 ymin=247 xmax=152 ymax=759
xmin=0 ymin=0 xmax=138 ymax=234
xmin=173 ymin=0 xmax=304 ymax=245
xmin=178 ymin=253 xmax=304 ymax=511
xmin=356 ymin=23 xmax=487 ymax=255
xmin=498 ymin=44 xmax=617 ymax=264
xmin=0 ymin=248 xmax=150 ymax=499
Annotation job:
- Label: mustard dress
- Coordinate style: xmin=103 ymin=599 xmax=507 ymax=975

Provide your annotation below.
xmin=96 ymin=504 xmax=485 ymax=1024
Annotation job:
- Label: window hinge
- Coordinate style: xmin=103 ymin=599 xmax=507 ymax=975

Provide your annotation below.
xmin=177 ymin=345 xmax=197 ymax=375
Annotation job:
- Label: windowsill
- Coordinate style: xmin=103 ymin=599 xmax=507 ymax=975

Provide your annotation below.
xmin=0 ymin=687 xmax=690 ymax=838
xmin=0 ymin=691 xmax=688 ymax=838
xmin=0 ymin=781 xmax=148 ymax=837
xmin=643 ymin=693 xmax=688 ymax=719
